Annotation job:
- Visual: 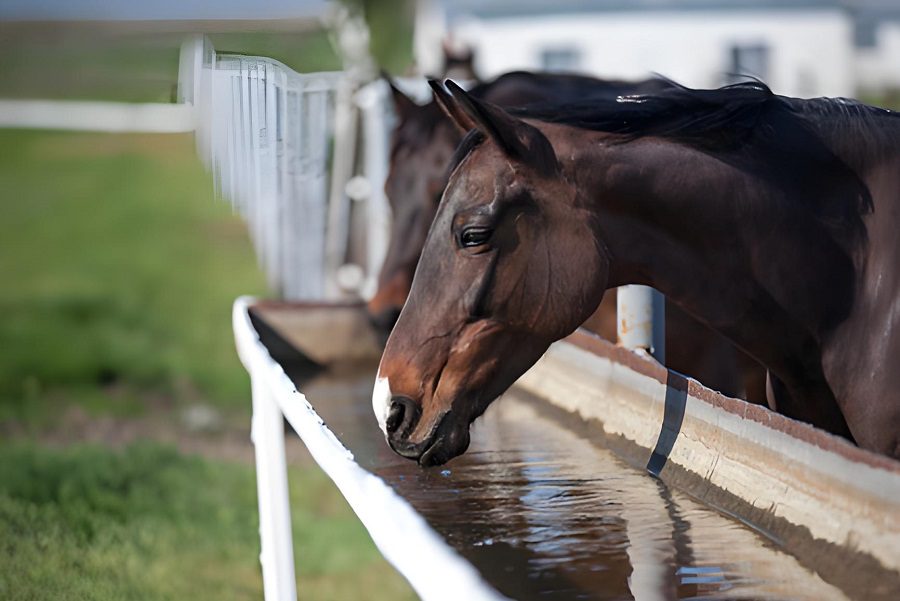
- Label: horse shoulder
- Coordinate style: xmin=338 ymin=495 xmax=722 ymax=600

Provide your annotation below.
xmin=821 ymin=159 xmax=900 ymax=458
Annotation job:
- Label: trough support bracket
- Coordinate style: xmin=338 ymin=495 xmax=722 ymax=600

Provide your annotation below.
xmin=617 ymin=285 xmax=665 ymax=364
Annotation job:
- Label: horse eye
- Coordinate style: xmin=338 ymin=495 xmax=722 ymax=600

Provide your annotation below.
xmin=459 ymin=226 xmax=493 ymax=248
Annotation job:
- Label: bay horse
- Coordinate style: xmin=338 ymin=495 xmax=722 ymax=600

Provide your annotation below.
xmin=369 ymin=72 xmax=765 ymax=401
xmin=374 ymin=78 xmax=900 ymax=466
xmin=369 ymin=71 xmax=670 ymax=332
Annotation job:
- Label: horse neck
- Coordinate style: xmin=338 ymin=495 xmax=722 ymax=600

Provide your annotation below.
xmin=568 ymin=132 xmax=843 ymax=380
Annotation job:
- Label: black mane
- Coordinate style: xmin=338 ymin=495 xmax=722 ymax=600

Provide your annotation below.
xmin=452 ymin=79 xmax=900 ymax=249
xmin=513 ymin=80 xmax=899 ymax=160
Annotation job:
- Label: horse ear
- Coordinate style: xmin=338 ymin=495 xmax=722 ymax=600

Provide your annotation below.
xmin=443 ymin=79 xmax=559 ymax=176
xmin=382 ymin=71 xmax=417 ymax=121
xmin=441 ymin=39 xmax=478 ymax=81
xmin=427 ymin=79 xmax=476 ymax=133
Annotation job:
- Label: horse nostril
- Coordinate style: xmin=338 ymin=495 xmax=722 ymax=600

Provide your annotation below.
xmin=386 ymin=395 xmax=420 ymax=439
xmin=386 ymin=400 xmax=404 ymax=434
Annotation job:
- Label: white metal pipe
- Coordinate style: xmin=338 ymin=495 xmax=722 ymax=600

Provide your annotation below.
xmin=250 ymin=375 xmax=298 ymax=601
xmin=617 ymin=285 xmax=665 ymax=363
xmin=0 ymin=99 xmax=196 ymax=133
xmin=233 ymin=297 xmax=507 ymax=601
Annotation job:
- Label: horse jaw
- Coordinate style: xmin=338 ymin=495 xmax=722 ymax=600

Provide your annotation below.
xmin=372 ymin=372 xmax=392 ymax=437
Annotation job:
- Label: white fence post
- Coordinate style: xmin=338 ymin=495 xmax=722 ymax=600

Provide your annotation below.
xmin=324 ymin=79 xmax=359 ymax=298
xmin=617 ymin=285 xmax=666 ymax=363
xmin=251 ymin=376 xmax=298 ymax=601
xmin=354 ymin=80 xmax=394 ymax=300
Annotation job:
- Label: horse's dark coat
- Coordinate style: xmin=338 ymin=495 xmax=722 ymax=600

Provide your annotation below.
xmin=377 ymin=78 xmax=900 ymax=464
xmin=373 ymin=72 xmax=765 ymax=403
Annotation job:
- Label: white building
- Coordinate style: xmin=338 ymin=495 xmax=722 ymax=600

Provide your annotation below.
xmin=416 ymin=0 xmax=898 ymax=99
xmin=854 ymin=2 xmax=900 ymax=93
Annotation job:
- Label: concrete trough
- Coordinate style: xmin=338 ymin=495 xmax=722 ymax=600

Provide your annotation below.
xmin=516 ymin=330 xmax=900 ymax=599
xmin=243 ymin=299 xmax=900 ymax=600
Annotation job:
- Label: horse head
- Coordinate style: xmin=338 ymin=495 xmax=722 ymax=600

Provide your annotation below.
xmin=373 ymin=81 xmax=608 ymax=466
xmin=367 ymin=77 xmax=463 ymax=336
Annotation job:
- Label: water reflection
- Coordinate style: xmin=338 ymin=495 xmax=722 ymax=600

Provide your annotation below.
xmin=293 ymin=362 xmax=849 ymax=601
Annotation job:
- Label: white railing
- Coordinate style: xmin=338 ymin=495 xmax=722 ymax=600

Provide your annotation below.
xmin=186 ymin=32 xmax=666 ymax=600
xmin=185 ymin=37 xmax=511 ymax=599
xmin=233 ymin=297 xmax=508 ymax=601
xmin=180 ymin=35 xmax=437 ymax=304
xmin=0 ymin=99 xmax=195 ymax=132
xmin=183 ymin=36 xmax=346 ymax=299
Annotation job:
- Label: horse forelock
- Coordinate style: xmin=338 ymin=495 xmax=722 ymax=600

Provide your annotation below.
xmin=446 ymin=129 xmax=486 ymax=180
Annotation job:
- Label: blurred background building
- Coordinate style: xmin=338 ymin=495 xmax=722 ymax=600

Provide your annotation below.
xmin=416 ymin=0 xmax=900 ymax=98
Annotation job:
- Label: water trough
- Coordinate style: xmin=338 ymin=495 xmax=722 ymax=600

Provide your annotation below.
xmin=237 ymin=297 xmax=900 ymax=601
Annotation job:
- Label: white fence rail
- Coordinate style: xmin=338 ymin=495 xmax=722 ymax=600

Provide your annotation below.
xmin=187 ymin=35 xmax=667 ymax=600
xmin=233 ymin=297 xmax=507 ymax=601
xmin=0 ymin=99 xmax=196 ymax=132
xmin=187 ymin=39 xmax=510 ymax=599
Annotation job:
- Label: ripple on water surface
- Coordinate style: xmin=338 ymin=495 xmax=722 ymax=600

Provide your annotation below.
xmin=296 ymin=363 xmax=851 ymax=601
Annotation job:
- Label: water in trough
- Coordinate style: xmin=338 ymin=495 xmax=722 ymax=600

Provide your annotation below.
xmin=278 ymin=358 xmax=853 ymax=601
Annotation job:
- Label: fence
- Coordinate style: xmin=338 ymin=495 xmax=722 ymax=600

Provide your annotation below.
xmin=233 ymin=297 xmax=506 ymax=601
xmin=0 ymin=99 xmax=195 ymax=132
xmin=179 ymin=37 xmax=507 ymax=600
xmin=178 ymin=34 xmax=667 ymax=600
xmin=179 ymin=35 xmax=416 ymax=303
xmin=181 ymin=36 xmax=345 ymax=299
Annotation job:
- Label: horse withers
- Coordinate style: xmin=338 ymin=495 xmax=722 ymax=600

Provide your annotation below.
xmin=375 ymin=79 xmax=900 ymax=465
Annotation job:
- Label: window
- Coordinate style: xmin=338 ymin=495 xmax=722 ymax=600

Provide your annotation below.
xmin=540 ymin=47 xmax=582 ymax=73
xmin=727 ymin=43 xmax=770 ymax=82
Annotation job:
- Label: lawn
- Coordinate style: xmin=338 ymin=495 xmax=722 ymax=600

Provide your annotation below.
xmin=0 ymin=129 xmax=415 ymax=599
xmin=0 ymin=442 xmax=416 ymax=600
xmin=0 ymin=10 xmax=418 ymax=598
xmin=0 ymin=2 xmax=412 ymax=104
xmin=0 ymin=130 xmax=265 ymax=425
xmin=0 ymin=25 xmax=343 ymax=103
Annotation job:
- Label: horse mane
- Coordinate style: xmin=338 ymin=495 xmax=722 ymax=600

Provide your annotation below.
xmin=515 ymin=80 xmax=899 ymax=164
xmin=478 ymin=80 xmax=899 ymax=247
xmin=446 ymin=128 xmax=485 ymax=178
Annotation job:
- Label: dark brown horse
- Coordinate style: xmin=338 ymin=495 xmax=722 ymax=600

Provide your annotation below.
xmin=368 ymin=71 xmax=671 ymax=331
xmin=374 ymin=79 xmax=900 ymax=465
xmin=369 ymin=72 xmax=765 ymax=401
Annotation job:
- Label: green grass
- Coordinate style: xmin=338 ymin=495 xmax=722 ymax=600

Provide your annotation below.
xmin=0 ymin=130 xmax=268 ymax=425
xmin=0 ymin=8 xmax=418 ymax=105
xmin=0 ymin=442 xmax=416 ymax=600
xmin=0 ymin=20 xmax=417 ymax=600
xmin=354 ymin=0 xmax=415 ymax=74
xmin=860 ymin=91 xmax=900 ymax=111
xmin=0 ymin=24 xmax=342 ymax=103
xmin=0 ymin=126 xmax=416 ymax=601
xmin=209 ymin=30 xmax=343 ymax=73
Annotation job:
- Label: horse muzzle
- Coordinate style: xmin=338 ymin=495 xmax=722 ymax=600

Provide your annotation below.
xmin=386 ymin=403 xmax=471 ymax=467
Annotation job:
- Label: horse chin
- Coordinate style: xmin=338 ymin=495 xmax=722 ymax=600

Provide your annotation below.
xmin=418 ymin=421 xmax=471 ymax=468
xmin=389 ymin=411 xmax=472 ymax=468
